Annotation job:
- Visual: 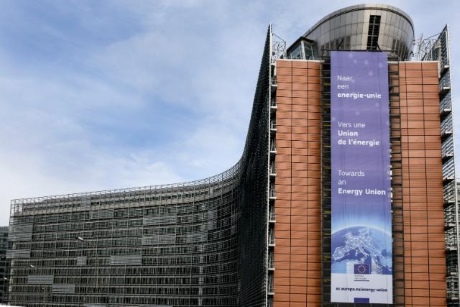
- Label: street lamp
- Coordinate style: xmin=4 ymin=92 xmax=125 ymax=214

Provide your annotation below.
xmin=75 ymin=237 xmax=99 ymax=305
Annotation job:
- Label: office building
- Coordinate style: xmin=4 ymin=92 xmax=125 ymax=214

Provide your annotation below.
xmin=0 ymin=226 xmax=9 ymax=304
xmin=6 ymin=4 xmax=455 ymax=306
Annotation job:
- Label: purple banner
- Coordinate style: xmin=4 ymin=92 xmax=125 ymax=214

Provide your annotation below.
xmin=330 ymin=51 xmax=392 ymax=304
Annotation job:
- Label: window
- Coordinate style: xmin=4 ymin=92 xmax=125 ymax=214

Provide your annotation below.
xmin=367 ymin=15 xmax=381 ymax=50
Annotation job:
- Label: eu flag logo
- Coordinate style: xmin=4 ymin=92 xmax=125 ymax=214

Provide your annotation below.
xmin=354 ymin=263 xmax=370 ymax=274
xmin=354 ymin=297 xmax=370 ymax=303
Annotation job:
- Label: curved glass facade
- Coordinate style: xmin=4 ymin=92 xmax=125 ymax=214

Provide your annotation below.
xmin=289 ymin=4 xmax=414 ymax=60
xmin=8 ymin=167 xmax=241 ymax=306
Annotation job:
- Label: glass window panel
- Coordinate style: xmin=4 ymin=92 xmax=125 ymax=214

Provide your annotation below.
xmin=346 ymin=12 xmax=352 ymax=24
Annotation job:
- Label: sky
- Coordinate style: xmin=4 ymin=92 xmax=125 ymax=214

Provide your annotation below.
xmin=0 ymin=0 xmax=458 ymax=226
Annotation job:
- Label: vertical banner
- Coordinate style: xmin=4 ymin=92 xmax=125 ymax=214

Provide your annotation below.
xmin=330 ymin=51 xmax=392 ymax=304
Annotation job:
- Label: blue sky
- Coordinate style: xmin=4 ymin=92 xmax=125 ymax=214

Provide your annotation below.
xmin=0 ymin=0 xmax=458 ymax=225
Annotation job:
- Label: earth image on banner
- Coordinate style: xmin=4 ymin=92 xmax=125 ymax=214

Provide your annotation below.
xmin=331 ymin=227 xmax=392 ymax=275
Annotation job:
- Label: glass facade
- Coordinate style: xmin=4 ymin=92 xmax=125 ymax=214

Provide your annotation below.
xmin=8 ymin=169 xmax=241 ymax=306
xmin=289 ymin=4 xmax=414 ymax=60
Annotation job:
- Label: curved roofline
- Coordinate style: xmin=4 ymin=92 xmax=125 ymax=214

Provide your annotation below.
xmin=11 ymin=160 xmax=241 ymax=204
xmin=303 ymin=3 xmax=414 ymax=37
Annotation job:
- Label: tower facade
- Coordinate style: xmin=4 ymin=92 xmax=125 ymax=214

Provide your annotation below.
xmin=269 ymin=4 xmax=453 ymax=305
xmin=6 ymin=4 xmax=454 ymax=306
